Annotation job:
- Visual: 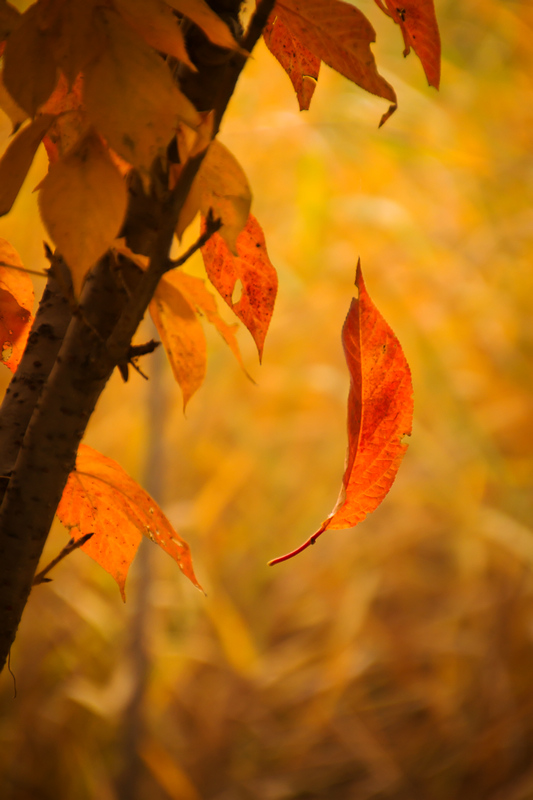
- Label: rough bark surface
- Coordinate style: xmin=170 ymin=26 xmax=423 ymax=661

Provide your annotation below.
xmin=0 ymin=0 xmax=276 ymax=672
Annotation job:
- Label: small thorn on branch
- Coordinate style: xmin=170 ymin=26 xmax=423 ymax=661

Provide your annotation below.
xmin=32 ymin=532 xmax=94 ymax=586
xmin=164 ymin=209 xmax=222 ymax=273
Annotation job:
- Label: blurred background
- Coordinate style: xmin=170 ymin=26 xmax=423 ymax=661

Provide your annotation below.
xmin=1 ymin=0 xmax=533 ymax=797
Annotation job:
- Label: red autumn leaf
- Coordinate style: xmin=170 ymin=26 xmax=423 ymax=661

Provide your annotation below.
xmin=56 ymin=444 xmax=202 ymax=599
xmin=270 ymin=261 xmax=413 ymax=565
xmin=374 ymin=0 xmax=441 ymax=89
xmin=201 ymin=213 xmax=278 ymax=362
xmin=270 ymin=0 xmax=397 ymax=125
xmin=0 ymin=239 xmax=34 ymax=372
xmin=263 ymin=8 xmax=320 ymax=111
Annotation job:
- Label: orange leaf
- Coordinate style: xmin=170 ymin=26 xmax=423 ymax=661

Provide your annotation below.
xmin=149 ymin=273 xmax=207 ymax=411
xmin=274 ymin=0 xmax=397 ymax=125
xmin=0 ymin=239 xmax=34 ymax=373
xmin=374 ymin=0 xmax=441 ymax=88
xmin=270 ymin=261 xmax=413 ymax=564
xmin=201 ymin=213 xmax=278 ymax=361
xmin=57 ymin=444 xmax=202 ymax=600
xmin=263 ymin=8 xmax=320 ymax=111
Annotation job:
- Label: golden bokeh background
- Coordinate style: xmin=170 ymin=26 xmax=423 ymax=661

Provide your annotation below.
xmin=1 ymin=0 xmax=533 ymax=797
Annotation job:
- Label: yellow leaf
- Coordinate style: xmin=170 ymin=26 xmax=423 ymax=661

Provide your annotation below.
xmin=114 ymin=0 xmax=196 ymax=71
xmin=0 ymin=113 xmax=56 ymax=217
xmin=84 ymin=8 xmax=199 ymax=172
xmin=149 ymin=274 xmax=207 ymax=410
xmin=177 ymin=140 xmax=251 ymax=254
xmin=3 ymin=4 xmax=58 ymax=116
xmin=38 ymin=131 xmax=128 ymax=296
xmin=166 ymin=0 xmax=240 ymax=50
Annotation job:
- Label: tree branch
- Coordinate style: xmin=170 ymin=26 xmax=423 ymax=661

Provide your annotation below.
xmin=0 ymin=0 xmax=276 ymax=671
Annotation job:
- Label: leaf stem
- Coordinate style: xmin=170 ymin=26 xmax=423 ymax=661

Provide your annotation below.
xmin=268 ymin=526 xmax=326 ymax=565
xmin=164 ymin=211 xmax=221 ymax=272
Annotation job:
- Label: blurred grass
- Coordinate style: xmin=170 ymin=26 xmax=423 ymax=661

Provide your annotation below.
xmin=1 ymin=0 xmax=533 ymax=797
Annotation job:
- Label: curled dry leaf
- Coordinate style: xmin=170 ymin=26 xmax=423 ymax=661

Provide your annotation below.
xmin=38 ymin=130 xmax=128 ymax=296
xmin=84 ymin=7 xmax=199 ymax=172
xmin=3 ymin=3 xmax=58 ymax=117
xmin=40 ymin=73 xmax=88 ymax=163
xmin=166 ymin=0 xmax=241 ymax=51
xmin=270 ymin=261 xmax=413 ymax=565
xmin=177 ymin=140 xmax=251 ymax=254
xmin=56 ymin=444 xmax=202 ymax=600
xmin=272 ymin=0 xmax=397 ymax=125
xmin=201 ymin=213 xmax=278 ymax=361
xmin=0 ymin=113 xmax=56 ymax=217
xmin=0 ymin=239 xmax=34 ymax=373
xmin=263 ymin=8 xmax=320 ymax=111
xmin=374 ymin=0 xmax=440 ymax=89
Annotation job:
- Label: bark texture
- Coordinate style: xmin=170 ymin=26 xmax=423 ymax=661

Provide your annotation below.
xmin=0 ymin=0 xmax=276 ymax=672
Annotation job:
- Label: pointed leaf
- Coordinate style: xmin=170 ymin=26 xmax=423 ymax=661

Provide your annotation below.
xmin=114 ymin=0 xmax=196 ymax=70
xmin=0 ymin=67 xmax=28 ymax=130
xmin=57 ymin=444 xmax=202 ymax=600
xmin=166 ymin=0 xmax=240 ymax=51
xmin=169 ymin=270 xmax=251 ymax=377
xmin=177 ymin=140 xmax=251 ymax=254
xmin=0 ymin=239 xmax=34 ymax=372
xmin=150 ymin=274 xmax=207 ymax=410
xmin=0 ymin=113 xmax=56 ymax=216
xmin=270 ymin=262 xmax=413 ymax=564
xmin=0 ymin=1 xmax=20 ymax=43
xmin=263 ymin=8 xmax=320 ymax=111
xmin=201 ymin=213 xmax=278 ymax=361
xmin=274 ymin=0 xmax=397 ymax=125
xmin=3 ymin=4 xmax=58 ymax=116
xmin=84 ymin=8 xmax=199 ymax=172
xmin=38 ymin=131 xmax=128 ymax=295
xmin=374 ymin=0 xmax=440 ymax=88
xmin=41 ymin=0 xmax=102 ymax=87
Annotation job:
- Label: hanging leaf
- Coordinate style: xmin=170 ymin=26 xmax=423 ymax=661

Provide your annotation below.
xmin=201 ymin=213 xmax=278 ymax=361
xmin=263 ymin=8 xmax=320 ymax=111
xmin=177 ymin=140 xmax=251 ymax=253
xmin=84 ymin=7 xmax=199 ymax=172
xmin=270 ymin=261 xmax=413 ymax=564
xmin=0 ymin=113 xmax=56 ymax=217
xmin=149 ymin=273 xmax=208 ymax=411
xmin=41 ymin=0 xmax=101 ymax=87
xmin=0 ymin=239 xmax=34 ymax=373
xmin=114 ymin=0 xmax=196 ymax=71
xmin=166 ymin=0 xmax=241 ymax=51
xmin=38 ymin=130 xmax=128 ymax=295
xmin=272 ymin=0 xmax=397 ymax=125
xmin=3 ymin=3 xmax=58 ymax=117
xmin=0 ymin=1 xmax=20 ymax=43
xmin=57 ymin=444 xmax=202 ymax=600
xmin=40 ymin=73 xmax=88 ymax=164
xmin=0 ymin=67 xmax=28 ymax=131
xmin=374 ymin=0 xmax=440 ymax=89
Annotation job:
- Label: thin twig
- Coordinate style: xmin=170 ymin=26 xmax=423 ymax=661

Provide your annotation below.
xmin=164 ymin=211 xmax=222 ymax=272
xmin=32 ymin=532 xmax=94 ymax=586
xmin=0 ymin=261 xmax=48 ymax=278
xmin=7 ymin=649 xmax=16 ymax=698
